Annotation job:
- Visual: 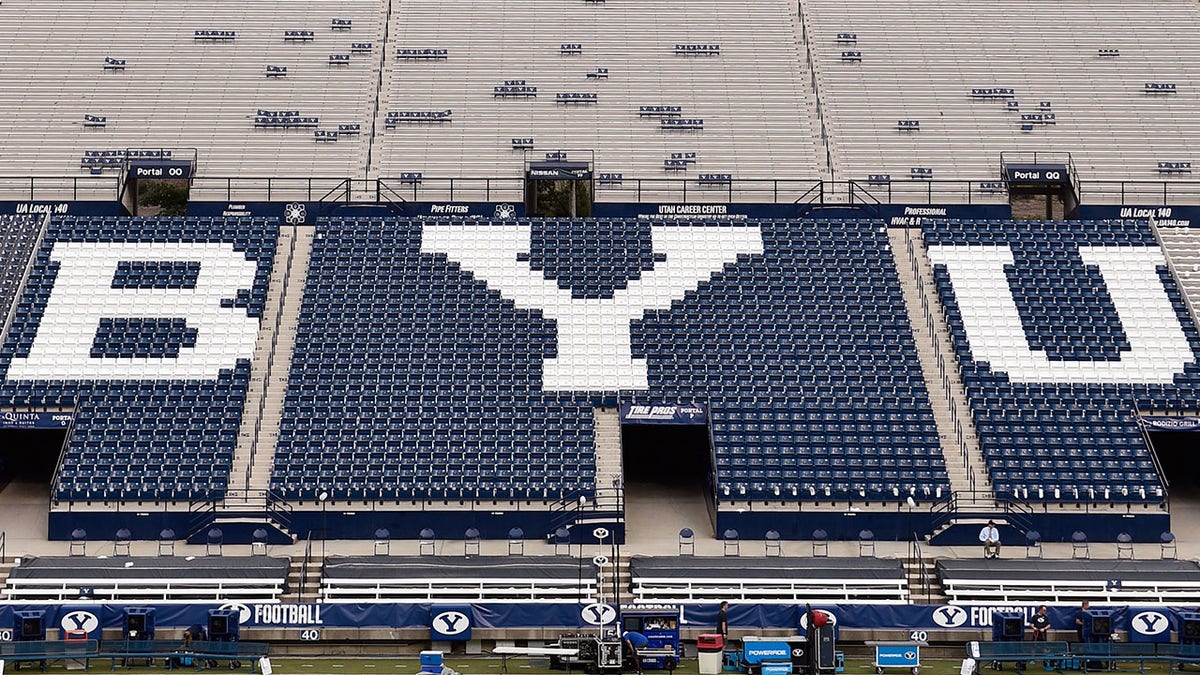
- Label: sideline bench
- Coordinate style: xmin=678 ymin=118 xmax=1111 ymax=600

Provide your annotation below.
xmin=966 ymin=641 xmax=1200 ymax=675
xmin=0 ymin=639 xmax=100 ymax=670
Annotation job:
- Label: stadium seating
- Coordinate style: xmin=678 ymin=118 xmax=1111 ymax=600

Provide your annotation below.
xmin=924 ymin=219 xmax=1200 ymax=502
xmin=0 ymin=217 xmax=277 ymax=503
xmin=272 ymin=218 xmax=948 ymax=504
xmin=0 ymin=0 xmax=385 ymax=184
xmin=800 ymin=0 xmax=1200 ymax=192
xmin=0 ymin=215 xmax=43 ymax=327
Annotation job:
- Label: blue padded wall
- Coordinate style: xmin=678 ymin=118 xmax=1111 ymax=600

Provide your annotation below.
xmin=0 ymin=217 xmax=277 ymax=502
xmin=273 ymin=218 xmax=948 ymax=503
xmin=924 ymin=219 xmax=1200 ymax=502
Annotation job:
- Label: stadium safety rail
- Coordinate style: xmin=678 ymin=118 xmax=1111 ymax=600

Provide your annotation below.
xmin=4 ymin=174 xmax=1200 ymax=206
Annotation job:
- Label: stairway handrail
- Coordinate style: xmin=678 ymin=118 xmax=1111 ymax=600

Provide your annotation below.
xmin=903 ymin=226 xmax=990 ymax=495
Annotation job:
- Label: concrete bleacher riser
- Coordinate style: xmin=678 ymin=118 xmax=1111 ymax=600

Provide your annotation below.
xmin=0 ymin=0 xmax=386 ymax=181
xmin=350 ymin=0 xmax=823 ymax=182
xmin=799 ymin=0 xmax=1200 ymax=190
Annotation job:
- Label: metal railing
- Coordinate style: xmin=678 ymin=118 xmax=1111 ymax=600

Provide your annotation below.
xmin=1133 ymin=400 xmax=1171 ymax=500
xmin=244 ymin=223 xmax=298 ymax=492
xmin=2 ymin=172 xmax=1200 ymax=207
xmin=907 ymin=533 xmax=931 ymax=604
xmin=931 ymin=490 xmax=1033 ymax=532
xmin=297 ymin=531 xmax=313 ymax=603
xmin=1079 ymin=180 xmax=1200 ymax=206
xmin=1 ymin=530 xmax=6 ymax=565
xmin=0 ymin=175 xmax=120 ymax=201
xmin=549 ymin=487 xmax=625 ymax=533
xmin=902 ymin=226 xmax=983 ymax=494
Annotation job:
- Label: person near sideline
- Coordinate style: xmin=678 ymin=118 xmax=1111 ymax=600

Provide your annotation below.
xmin=979 ymin=520 xmax=1001 ymax=558
xmin=717 ymin=601 xmax=729 ymax=640
xmin=1030 ymin=605 xmax=1050 ymax=641
xmin=183 ymin=623 xmax=207 ymax=648
xmin=1076 ymin=600 xmax=1091 ymax=642
xmin=623 ymin=630 xmax=649 ymax=675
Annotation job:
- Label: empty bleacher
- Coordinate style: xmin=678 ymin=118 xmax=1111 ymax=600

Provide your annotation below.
xmin=938 ymin=559 xmax=1200 ymax=605
xmin=374 ymin=0 xmax=823 ymax=197
xmin=3 ymin=555 xmax=290 ymax=602
xmin=0 ymin=0 xmax=385 ymax=186
xmin=800 ymin=0 xmax=1200 ymax=192
xmin=924 ymin=219 xmax=1200 ymax=503
xmin=320 ymin=556 xmax=597 ymax=602
xmin=629 ymin=556 xmax=908 ymax=604
xmin=0 ymin=217 xmax=278 ymax=503
xmin=272 ymin=218 xmax=947 ymax=507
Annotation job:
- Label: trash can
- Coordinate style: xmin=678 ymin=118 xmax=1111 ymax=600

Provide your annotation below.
xmin=698 ymin=634 xmax=725 ymax=675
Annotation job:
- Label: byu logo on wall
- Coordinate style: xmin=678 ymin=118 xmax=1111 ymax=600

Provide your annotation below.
xmin=422 ymin=224 xmax=763 ymax=391
xmin=60 ymin=610 xmax=100 ymax=634
xmin=932 ymin=605 xmax=968 ymax=628
xmin=581 ymin=603 xmax=617 ymax=626
xmin=927 ymin=244 xmax=1194 ymax=384
xmin=219 ymin=602 xmax=253 ymax=625
xmin=1132 ymin=611 xmax=1169 ymax=636
xmin=430 ymin=606 xmax=472 ymax=641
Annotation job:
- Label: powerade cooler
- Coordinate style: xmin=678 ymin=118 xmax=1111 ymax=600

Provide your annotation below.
xmin=742 ymin=637 xmax=793 ymax=675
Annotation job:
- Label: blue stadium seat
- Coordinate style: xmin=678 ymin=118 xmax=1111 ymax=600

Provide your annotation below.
xmin=0 ymin=217 xmax=277 ymax=504
xmin=270 ymin=219 xmax=948 ymax=503
xmin=925 ymin=219 xmax=1199 ymax=503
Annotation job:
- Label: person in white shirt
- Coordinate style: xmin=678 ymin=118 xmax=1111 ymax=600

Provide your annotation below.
xmin=979 ymin=520 xmax=1001 ymax=558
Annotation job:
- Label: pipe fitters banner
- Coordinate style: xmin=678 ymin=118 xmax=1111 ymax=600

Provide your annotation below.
xmin=0 ymin=603 xmax=1190 ymax=635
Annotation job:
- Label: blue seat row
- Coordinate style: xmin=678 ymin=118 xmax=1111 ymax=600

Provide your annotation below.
xmin=272 ymin=218 xmax=949 ymax=502
xmin=925 ymin=219 xmax=1200 ymax=502
xmin=0 ymin=217 xmax=277 ymax=503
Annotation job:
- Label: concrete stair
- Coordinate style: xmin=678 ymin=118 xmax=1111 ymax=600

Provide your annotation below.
xmin=593 ymin=408 xmax=624 ymax=492
xmin=226 ymin=225 xmax=315 ymax=510
xmin=0 ymin=559 xmax=14 ymax=599
xmin=597 ymin=557 xmax=633 ymax=605
xmin=888 ymin=227 xmax=994 ymax=506
xmin=287 ymin=555 xmax=324 ymax=603
xmin=903 ymin=557 xmax=947 ymax=605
